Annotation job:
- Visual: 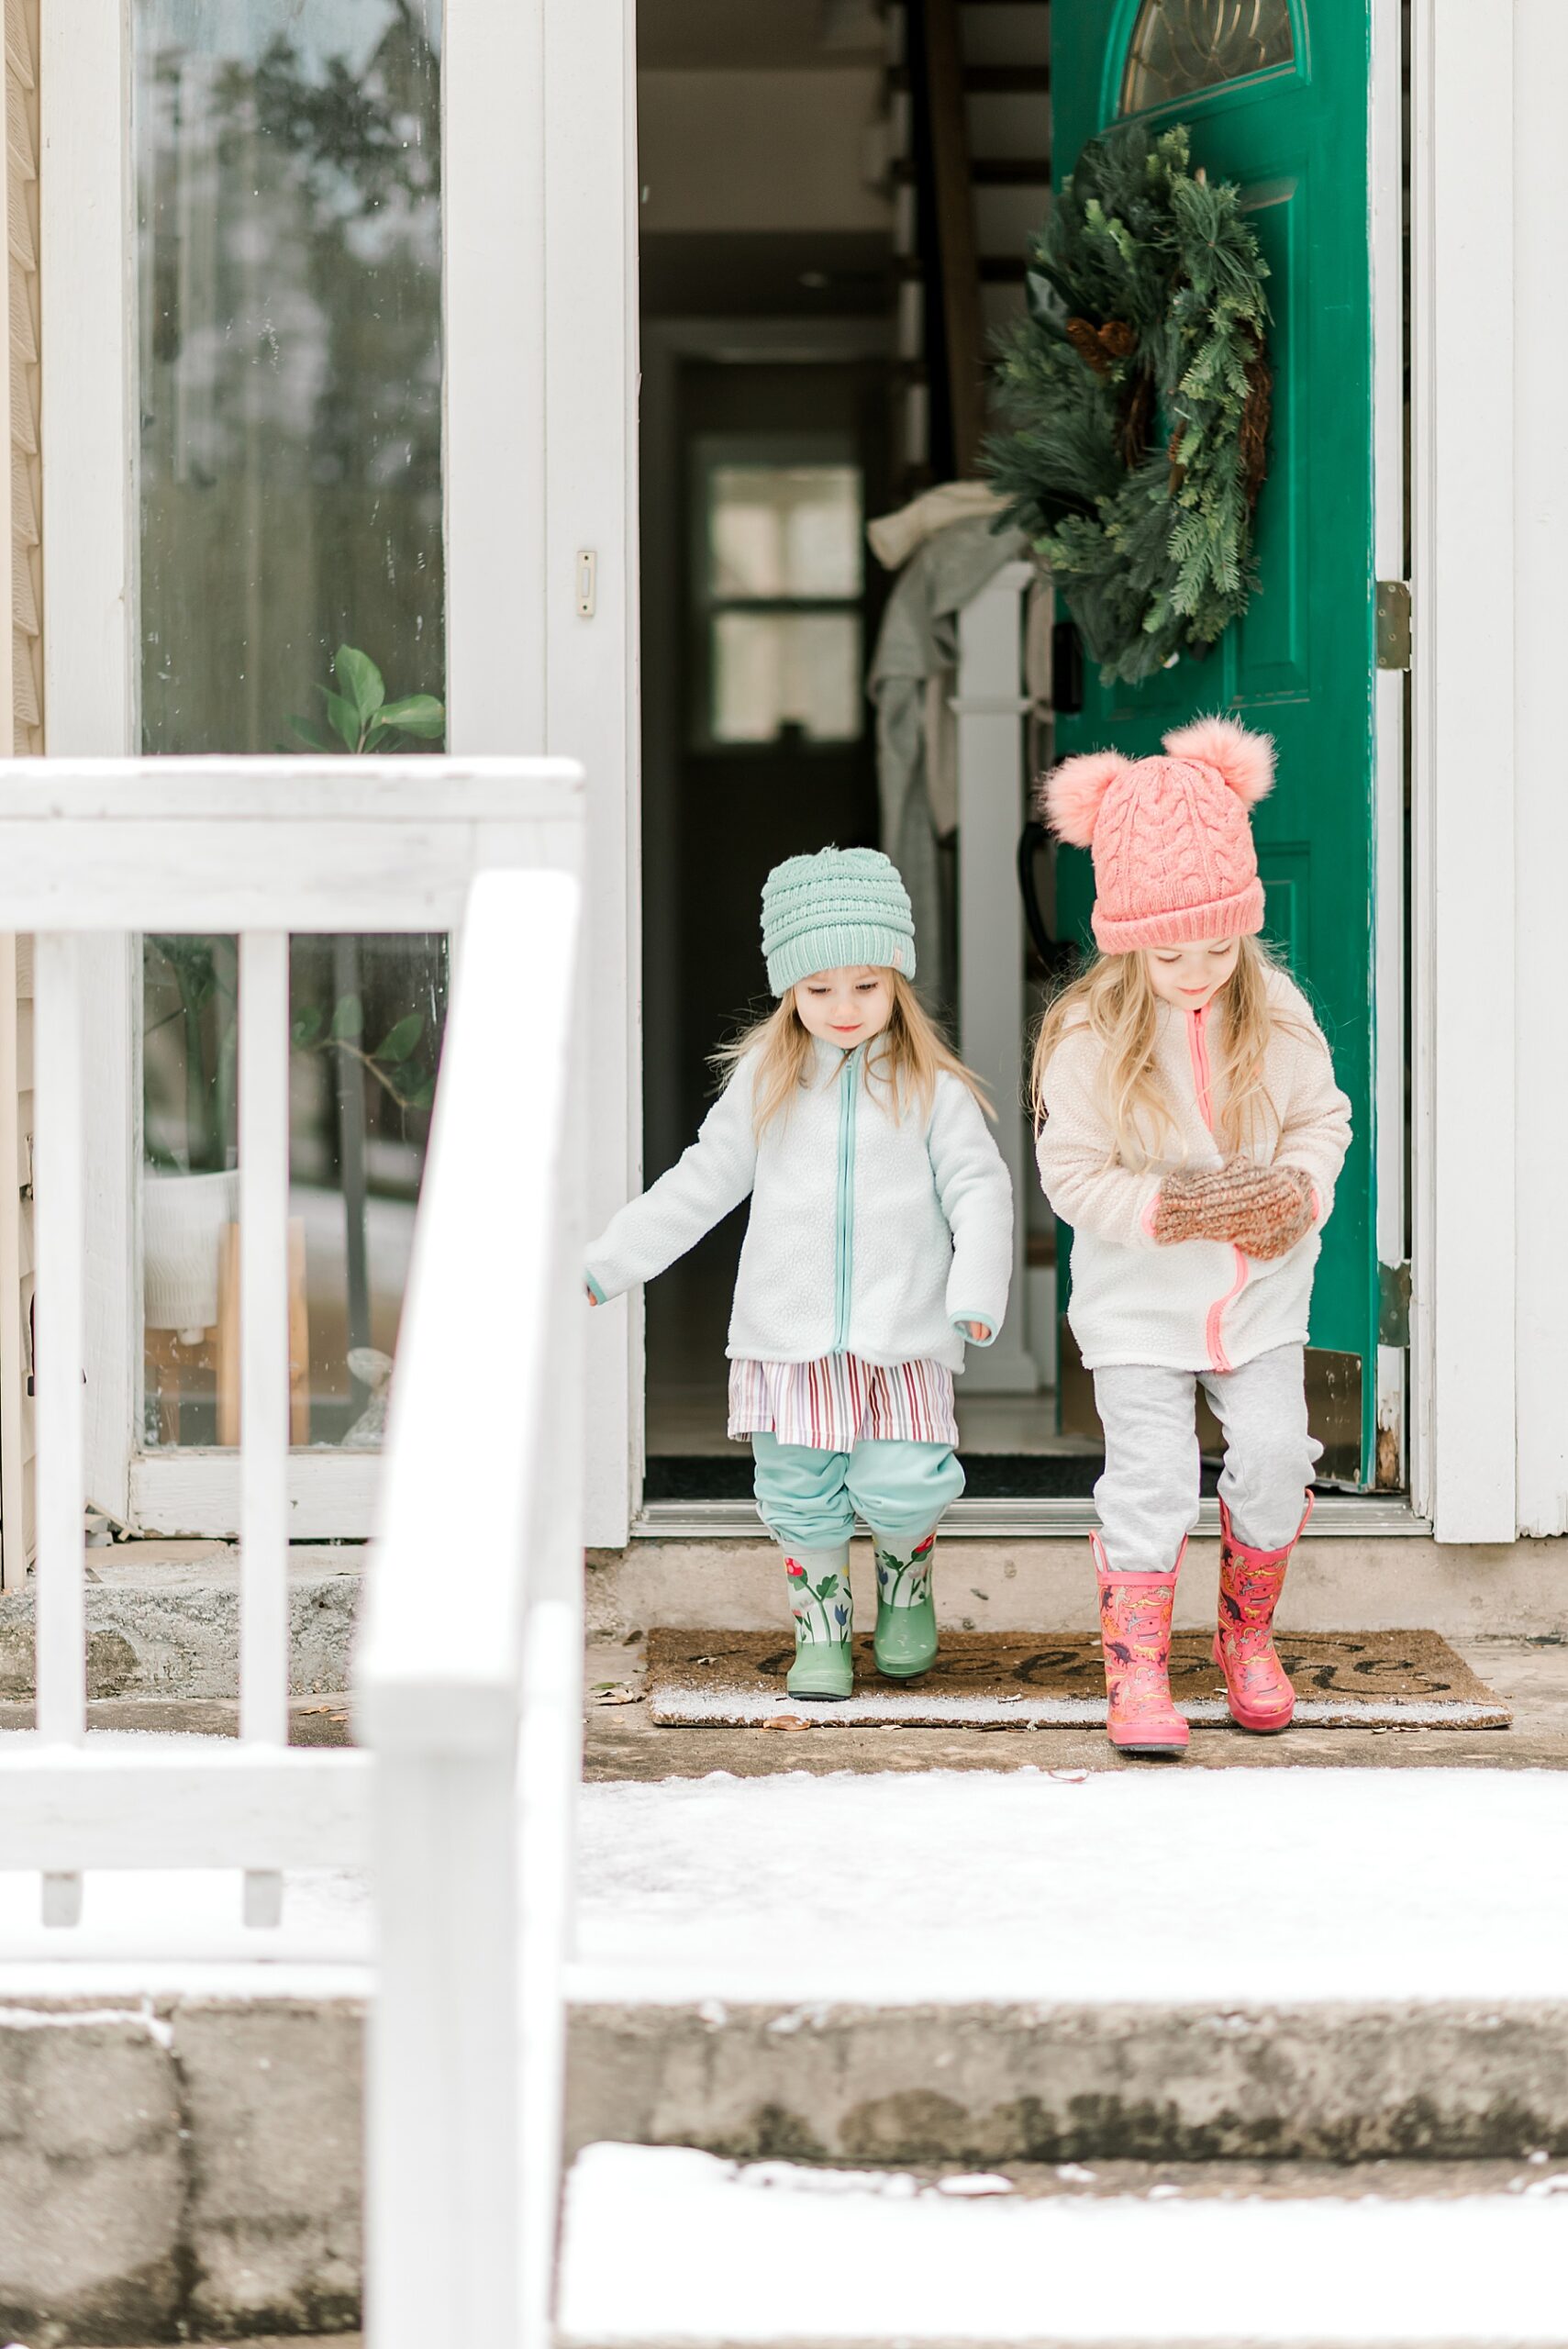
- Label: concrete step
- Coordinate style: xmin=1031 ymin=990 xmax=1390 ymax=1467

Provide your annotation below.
xmin=588 ymin=1531 xmax=1568 ymax=1644
xmin=8 ymin=1764 xmax=1568 ymax=2336
xmin=0 ymin=1542 xmax=361 ymax=1701
xmin=564 ymin=1767 xmax=1568 ymax=2165
xmin=554 ymin=2143 xmax=1568 ymax=2348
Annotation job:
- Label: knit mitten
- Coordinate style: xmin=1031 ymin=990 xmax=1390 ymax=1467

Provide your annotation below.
xmin=1152 ymin=1160 xmax=1315 ymax=1261
xmin=872 ymin=1531 xmax=938 ymax=1679
xmin=784 ymin=1547 xmax=854 ymax=1700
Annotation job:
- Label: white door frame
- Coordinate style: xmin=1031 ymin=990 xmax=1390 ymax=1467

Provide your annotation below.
xmin=39 ymin=0 xmax=641 ymax=1541
xmin=39 ymin=0 xmax=1552 ymax=1547
xmin=1407 ymin=0 xmax=1524 ymax=1542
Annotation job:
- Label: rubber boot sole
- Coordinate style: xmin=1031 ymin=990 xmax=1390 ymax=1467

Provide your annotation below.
xmin=1107 ymin=1723 xmax=1190 ymax=1757
xmin=1212 ymin=1633 xmax=1295 ymax=1733
xmin=786 ymin=1659 xmax=853 ymax=1702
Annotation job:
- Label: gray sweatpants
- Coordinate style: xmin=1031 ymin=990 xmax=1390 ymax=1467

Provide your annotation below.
xmin=1092 ymin=1344 xmax=1320 ymax=1575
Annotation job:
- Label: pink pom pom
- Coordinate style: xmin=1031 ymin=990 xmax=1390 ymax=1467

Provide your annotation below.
xmin=1040 ymin=749 xmax=1129 ymax=847
xmin=1162 ymin=715 xmax=1275 ymax=807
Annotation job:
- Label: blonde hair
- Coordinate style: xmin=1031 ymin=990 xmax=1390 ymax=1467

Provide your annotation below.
xmin=715 ymin=970 xmax=994 ymax=1136
xmin=1031 ymin=933 xmax=1309 ymax=1164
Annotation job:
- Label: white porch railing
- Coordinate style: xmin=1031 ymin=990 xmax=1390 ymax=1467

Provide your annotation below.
xmin=0 ymin=756 xmax=587 ymax=2349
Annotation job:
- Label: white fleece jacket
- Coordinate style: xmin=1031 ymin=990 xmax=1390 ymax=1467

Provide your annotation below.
xmin=1034 ymin=970 xmax=1351 ymax=1375
xmin=586 ymin=1040 xmax=1014 ymax=1373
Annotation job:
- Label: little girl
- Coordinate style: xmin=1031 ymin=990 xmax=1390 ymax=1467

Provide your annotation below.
xmin=586 ymin=846 xmax=1013 ymax=1699
xmin=1033 ymin=717 xmax=1351 ymax=1757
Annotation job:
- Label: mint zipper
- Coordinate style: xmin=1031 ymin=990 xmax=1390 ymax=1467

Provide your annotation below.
xmin=832 ymin=1047 xmax=861 ymax=1351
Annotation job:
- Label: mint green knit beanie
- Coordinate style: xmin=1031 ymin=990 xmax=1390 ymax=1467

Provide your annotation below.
xmin=761 ymin=846 xmax=917 ymax=996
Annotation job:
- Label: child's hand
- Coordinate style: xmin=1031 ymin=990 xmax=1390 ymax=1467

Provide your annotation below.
xmin=962 ymin=1319 xmax=992 ymax=1343
xmin=1152 ymin=1160 xmax=1314 ymax=1259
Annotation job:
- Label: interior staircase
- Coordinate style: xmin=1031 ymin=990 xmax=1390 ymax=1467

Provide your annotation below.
xmin=885 ymin=0 xmax=1051 ymax=488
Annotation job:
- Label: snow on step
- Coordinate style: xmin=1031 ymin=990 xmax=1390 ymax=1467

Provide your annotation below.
xmin=556 ymin=2143 xmax=1568 ymax=2348
xmin=570 ymin=1767 xmax=1568 ymax=2005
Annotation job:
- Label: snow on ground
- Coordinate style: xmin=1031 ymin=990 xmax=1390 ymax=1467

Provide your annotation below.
xmin=0 ymin=1867 xmax=372 ymax=1993
xmin=557 ymin=2142 xmax=1568 ymax=2345
xmin=5 ymin=1764 xmax=1567 ymax=2009
xmin=569 ymin=1765 xmax=1568 ymax=2005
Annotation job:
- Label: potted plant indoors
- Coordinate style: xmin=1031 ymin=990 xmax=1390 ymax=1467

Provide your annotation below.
xmin=143 ymin=646 xmax=445 ymax=1440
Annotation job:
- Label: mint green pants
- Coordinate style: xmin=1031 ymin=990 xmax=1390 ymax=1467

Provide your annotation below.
xmin=751 ymin=1432 xmax=965 ymax=1553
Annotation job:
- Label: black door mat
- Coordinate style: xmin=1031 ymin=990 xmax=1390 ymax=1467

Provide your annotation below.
xmin=646 ymin=1627 xmax=1511 ymax=1731
xmin=643 ymin=1452 xmax=1219 ymax=1502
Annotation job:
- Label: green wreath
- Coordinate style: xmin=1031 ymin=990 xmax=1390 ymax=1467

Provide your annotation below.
xmin=984 ymin=120 xmax=1272 ymax=685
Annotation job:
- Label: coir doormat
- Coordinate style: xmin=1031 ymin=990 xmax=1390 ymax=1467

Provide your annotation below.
xmin=646 ymin=1628 xmax=1510 ymax=1731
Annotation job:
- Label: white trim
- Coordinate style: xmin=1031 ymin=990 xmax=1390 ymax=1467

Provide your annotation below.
xmin=1408 ymin=0 xmax=1517 ymax=1541
xmin=1510 ymin=0 xmax=1568 ymax=1539
xmin=39 ymin=2 xmax=139 ymax=1524
xmin=633 ymin=1496 xmax=1433 ymax=1542
xmin=545 ymin=0 xmax=640 ymax=1548
xmin=39 ymin=0 xmax=135 ymax=753
xmin=1369 ymin=0 xmax=1407 ymax=1494
xmin=444 ymin=0 xmax=546 ymax=751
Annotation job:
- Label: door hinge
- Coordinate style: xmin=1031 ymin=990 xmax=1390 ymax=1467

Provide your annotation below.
xmin=1375 ymin=580 xmax=1411 ymax=671
xmin=1378 ymin=1260 xmax=1411 ymax=1347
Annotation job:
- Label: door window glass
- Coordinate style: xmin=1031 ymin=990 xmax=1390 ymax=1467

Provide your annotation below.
xmin=135 ymin=0 xmax=444 ymax=1450
xmin=1119 ymin=0 xmax=1294 ymax=115
xmin=697 ymin=450 xmax=864 ymax=745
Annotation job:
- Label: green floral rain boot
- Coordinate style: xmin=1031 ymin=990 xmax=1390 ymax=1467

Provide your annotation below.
xmin=873 ymin=1531 xmax=938 ymax=1679
xmin=783 ymin=1548 xmax=854 ymax=1700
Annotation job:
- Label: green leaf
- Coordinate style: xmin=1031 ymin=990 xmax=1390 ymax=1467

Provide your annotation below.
xmin=286 ymin=714 xmax=337 ymax=753
xmin=334 ymin=643 xmax=385 ymax=729
xmin=293 ymin=1007 xmax=325 ymax=1046
xmin=362 ymin=722 xmax=394 ymax=753
xmin=377 ymin=695 xmax=446 ymax=740
xmin=330 ymin=994 xmax=364 ymax=1041
xmin=407 ymin=1078 xmax=436 ymax=1111
xmin=319 ymin=689 xmax=362 ymax=752
xmin=373 ymin=1012 xmax=424 ymax=1063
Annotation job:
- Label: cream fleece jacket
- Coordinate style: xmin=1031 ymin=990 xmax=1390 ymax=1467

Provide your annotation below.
xmin=586 ymin=1039 xmax=1013 ymax=1373
xmin=1034 ymin=970 xmax=1351 ymax=1374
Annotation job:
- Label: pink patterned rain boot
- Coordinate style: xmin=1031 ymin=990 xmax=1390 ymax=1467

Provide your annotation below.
xmin=1213 ymin=1495 xmax=1312 ymax=1733
xmin=1093 ymin=1534 xmax=1189 ymax=1756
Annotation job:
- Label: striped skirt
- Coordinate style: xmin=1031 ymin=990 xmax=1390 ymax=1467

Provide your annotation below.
xmin=728 ymin=1353 xmax=959 ymax=1453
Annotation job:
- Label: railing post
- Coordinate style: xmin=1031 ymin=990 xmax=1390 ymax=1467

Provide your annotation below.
xmin=239 ymin=930 xmax=292 ymax=1926
xmin=33 ymin=932 xmax=86 ymax=1925
xmin=369 ymin=1743 xmax=523 ymax=2349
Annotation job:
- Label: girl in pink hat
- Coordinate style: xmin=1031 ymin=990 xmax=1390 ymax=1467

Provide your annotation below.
xmin=1032 ymin=716 xmax=1351 ymax=1757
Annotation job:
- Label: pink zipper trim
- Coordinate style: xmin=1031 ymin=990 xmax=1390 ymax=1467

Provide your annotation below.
xmin=1186 ymin=1004 xmax=1245 ymax=1372
xmin=1186 ymin=1005 xmax=1215 ymax=1133
xmin=1206 ymin=1246 xmax=1250 ymax=1374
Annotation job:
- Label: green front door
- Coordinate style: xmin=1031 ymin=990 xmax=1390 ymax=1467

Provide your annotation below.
xmin=1051 ymin=0 xmax=1383 ymax=1484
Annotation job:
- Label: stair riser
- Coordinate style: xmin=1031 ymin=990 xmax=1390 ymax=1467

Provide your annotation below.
xmin=0 ymin=1575 xmax=356 ymax=1701
xmin=589 ymin=1536 xmax=1568 ymax=1643
xmin=567 ymin=2002 xmax=1568 ymax=2166
xmin=0 ymin=1998 xmax=362 ymax=2344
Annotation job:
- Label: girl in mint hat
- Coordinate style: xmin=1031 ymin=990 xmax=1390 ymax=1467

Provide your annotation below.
xmin=586 ymin=846 xmax=1013 ymax=1698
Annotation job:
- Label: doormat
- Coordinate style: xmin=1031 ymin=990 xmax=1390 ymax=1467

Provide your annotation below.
xmin=645 ymin=1628 xmax=1510 ymax=1731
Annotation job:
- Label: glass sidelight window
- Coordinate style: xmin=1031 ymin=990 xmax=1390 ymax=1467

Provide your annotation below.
xmin=695 ymin=441 xmax=864 ymax=747
xmin=134 ymin=0 xmax=446 ymax=1449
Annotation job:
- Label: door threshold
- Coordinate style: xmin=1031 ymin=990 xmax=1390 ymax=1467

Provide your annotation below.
xmin=632 ymin=1495 xmax=1430 ymax=1542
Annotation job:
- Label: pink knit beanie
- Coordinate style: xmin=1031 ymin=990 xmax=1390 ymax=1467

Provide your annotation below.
xmin=1041 ymin=715 xmax=1274 ymax=953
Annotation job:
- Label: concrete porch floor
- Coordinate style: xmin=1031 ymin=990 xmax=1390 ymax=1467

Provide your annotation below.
xmin=583 ymin=1633 xmax=1568 ymax=1777
xmin=1 ymin=1634 xmax=1563 ymax=1774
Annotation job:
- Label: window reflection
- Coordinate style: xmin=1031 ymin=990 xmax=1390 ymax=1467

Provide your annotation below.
xmin=135 ymin=1 xmax=445 ymax=1451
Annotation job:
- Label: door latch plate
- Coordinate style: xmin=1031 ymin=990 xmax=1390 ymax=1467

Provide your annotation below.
xmin=1375 ymin=580 xmax=1411 ymax=671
